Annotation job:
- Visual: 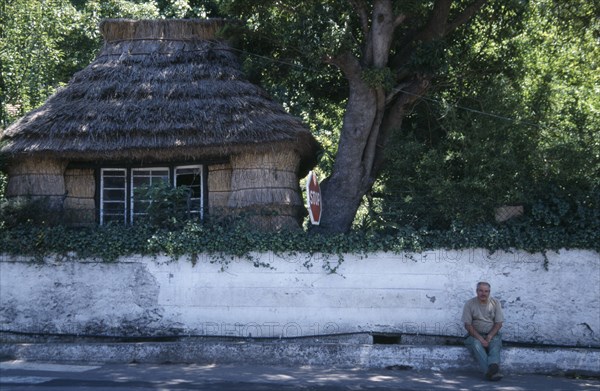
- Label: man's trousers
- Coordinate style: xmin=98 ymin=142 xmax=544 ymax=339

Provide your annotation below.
xmin=464 ymin=333 xmax=502 ymax=373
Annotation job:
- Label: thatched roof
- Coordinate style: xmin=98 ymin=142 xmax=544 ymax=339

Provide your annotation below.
xmin=1 ymin=19 xmax=320 ymax=172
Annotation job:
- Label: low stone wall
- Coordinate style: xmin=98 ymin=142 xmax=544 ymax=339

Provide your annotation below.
xmin=2 ymin=340 xmax=599 ymax=374
xmin=0 ymin=250 xmax=598 ymax=347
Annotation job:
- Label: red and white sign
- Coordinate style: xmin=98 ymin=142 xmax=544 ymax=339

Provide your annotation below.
xmin=306 ymin=171 xmax=322 ymax=225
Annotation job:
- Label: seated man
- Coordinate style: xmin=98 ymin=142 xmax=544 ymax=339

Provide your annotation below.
xmin=462 ymin=281 xmax=504 ymax=381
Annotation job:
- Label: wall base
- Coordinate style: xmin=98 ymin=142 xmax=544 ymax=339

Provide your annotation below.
xmin=1 ymin=337 xmax=598 ymax=375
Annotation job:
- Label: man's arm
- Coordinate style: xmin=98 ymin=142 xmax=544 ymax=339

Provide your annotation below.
xmin=464 ymin=322 xmax=489 ymax=347
xmin=485 ymin=322 xmax=503 ymax=342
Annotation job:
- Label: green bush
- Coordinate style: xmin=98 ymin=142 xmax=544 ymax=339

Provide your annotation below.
xmin=0 ymin=209 xmax=597 ymax=266
xmin=0 ymin=171 xmax=5 ymax=202
xmin=0 ymin=151 xmax=6 ymax=202
xmin=133 ymin=182 xmax=197 ymax=229
xmin=0 ymin=197 xmax=64 ymax=228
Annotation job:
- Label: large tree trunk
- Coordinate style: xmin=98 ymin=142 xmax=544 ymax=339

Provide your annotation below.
xmin=316 ymin=92 xmax=379 ymax=233
xmin=313 ymin=77 xmax=428 ymax=234
xmin=311 ymin=0 xmax=487 ymax=234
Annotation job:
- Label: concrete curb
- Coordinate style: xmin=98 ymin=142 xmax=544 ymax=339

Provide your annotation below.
xmin=1 ymin=340 xmax=598 ymax=376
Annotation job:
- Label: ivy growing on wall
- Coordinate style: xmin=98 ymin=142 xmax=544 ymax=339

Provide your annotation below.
xmin=0 ymin=177 xmax=598 ymax=270
xmin=0 ymin=202 xmax=598 ymax=270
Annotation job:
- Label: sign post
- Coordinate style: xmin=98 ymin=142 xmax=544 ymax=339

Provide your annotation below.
xmin=306 ymin=171 xmax=322 ymax=225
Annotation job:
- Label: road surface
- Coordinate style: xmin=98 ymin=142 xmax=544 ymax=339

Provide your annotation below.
xmin=1 ymin=360 xmax=599 ymax=390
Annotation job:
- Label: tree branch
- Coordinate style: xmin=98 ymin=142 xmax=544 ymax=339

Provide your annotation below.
xmin=385 ymin=81 xmax=413 ymax=105
xmin=347 ymin=0 xmax=370 ymax=36
xmin=369 ymin=0 xmax=396 ymax=67
xmin=362 ymin=87 xmax=386 ymax=188
xmin=417 ymin=0 xmax=452 ymax=42
xmin=388 ymin=0 xmax=452 ymax=68
xmin=393 ymin=13 xmax=407 ymax=28
xmin=324 ymin=51 xmax=362 ymax=83
xmin=371 ymin=77 xmax=430 ymax=177
xmin=446 ymin=0 xmax=488 ymax=34
xmin=389 ymin=0 xmax=486 ymax=74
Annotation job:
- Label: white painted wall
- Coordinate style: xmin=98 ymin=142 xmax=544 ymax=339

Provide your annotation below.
xmin=1 ymin=249 xmax=598 ymax=347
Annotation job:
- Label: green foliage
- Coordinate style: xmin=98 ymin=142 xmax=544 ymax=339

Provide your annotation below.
xmin=1 ymin=0 xmax=598 ymax=263
xmin=133 ymin=182 xmax=198 ymax=229
xmin=0 ymin=0 xmax=220 ymax=127
xmin=155 ymin=0 xmax=217 ymax=18
xmin=361 ymin=67 xmax=395 ymax=90
xmin=0 ymin=197 xmax=64 ymax=228
xmin=221 ymin=0 xmax=598 ymax=234
xmin=0 ymin=214 xmax=598 ymax=267
xmin=0 ymin=172 xmax=5 ymax=202
xmin=1 ymin=0 xmax=77 ymax=125
xmin=362 ymin=0 xmax=599 ymax=232
xmin=408 ymin=39 xmax=449 ymax=74
xmin=0 ymin=146 xmax=6 ymax=203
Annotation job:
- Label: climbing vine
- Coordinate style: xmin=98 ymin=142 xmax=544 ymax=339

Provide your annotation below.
xmin=0 ymin=213 xmax=597 ymax=271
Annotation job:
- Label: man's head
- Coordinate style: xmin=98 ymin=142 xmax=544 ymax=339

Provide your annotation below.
xmin=476 ymin=281 xmax=491 ymax=303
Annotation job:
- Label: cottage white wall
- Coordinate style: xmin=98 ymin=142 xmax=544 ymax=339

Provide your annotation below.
xmin=0 ymin=250 xmax=598 ymax=347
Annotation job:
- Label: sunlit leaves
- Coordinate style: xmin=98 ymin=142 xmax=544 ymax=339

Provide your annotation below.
xmin=1 ymin=0 xmax=78 ymax=123
xmin=0 ymin=0 xmax=215 ymax=127
xmin=374 ymin=0 xmax=599 ymax=229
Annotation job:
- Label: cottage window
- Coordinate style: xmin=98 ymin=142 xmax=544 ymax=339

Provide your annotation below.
xmin=175 ymin=165 xmax=204 ymax=220
xmin=131 ymin=168 xmax=170 ymax=224
xmin=99 ymin=165 xmax=204 ymax=225
xmin=100 ymin=169 xmax=127 ymax=225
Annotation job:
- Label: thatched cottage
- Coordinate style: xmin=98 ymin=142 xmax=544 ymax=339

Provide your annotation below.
xmin=0 ymin=19 xmax=320 ymax=230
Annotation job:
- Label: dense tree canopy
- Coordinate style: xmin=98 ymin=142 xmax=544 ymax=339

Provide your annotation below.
xmin=365 ymin=0 xmax=600 ymax=230
xmin=1 ymin=0 xmax=598 ymax=234
xmin=223 ymin=0 xmax=599 ymax=232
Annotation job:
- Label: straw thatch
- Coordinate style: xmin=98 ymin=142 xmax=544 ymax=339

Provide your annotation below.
xmin=208 ymin=163 xmax=232 ymax=209
xmin=0 ymin=19 xmax=320 ymax=173
xmin=229 ymin=150 xmax=301 ymax=208
xmin=1 ymin=19 xmax=320 ymax=230
xmin=6 ymin=158 xmax=66 ymax=199
xmin=64 ymin=168 xmax=95 ymax=198
xmin=64 ymin=168 xmax=96 ymax=226
xmin=226 ymin=150 xmax=305 ymax=229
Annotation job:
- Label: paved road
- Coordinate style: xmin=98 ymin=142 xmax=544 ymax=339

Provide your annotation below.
xmin=1 ymin=360 xmax=599 ymax=390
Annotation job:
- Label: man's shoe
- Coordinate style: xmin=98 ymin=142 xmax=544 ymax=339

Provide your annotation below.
xmin=485 ymin=363 xmax=500 ymax=381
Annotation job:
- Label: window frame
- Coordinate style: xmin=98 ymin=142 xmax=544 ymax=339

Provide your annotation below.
xmin=98 ymin=164 xmax=206 ymax=225
xmin=130 ymin=167 xmax=170 ymax=224
xmin=99 ymin=168 xmax=127 ymax=226
xmin=174 ymin=165 xmax=204 ymax=221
